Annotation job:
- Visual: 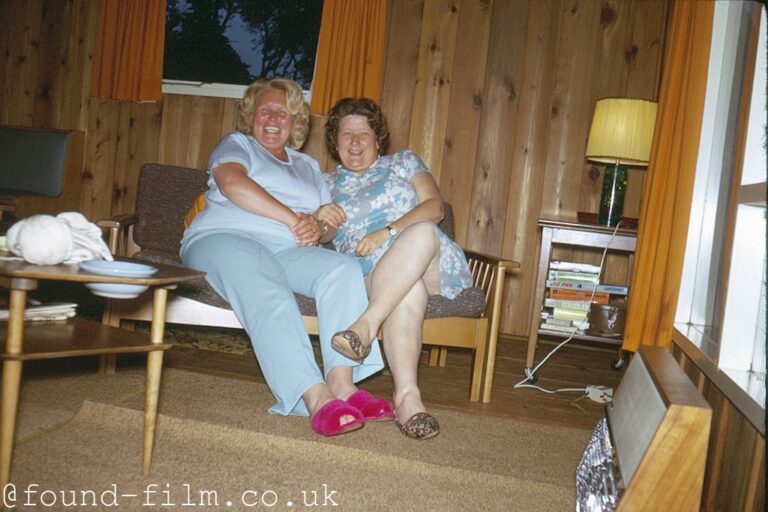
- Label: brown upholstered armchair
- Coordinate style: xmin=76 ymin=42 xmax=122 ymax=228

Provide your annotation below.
xmin=99 ymin=163 xmax=518 ymax=402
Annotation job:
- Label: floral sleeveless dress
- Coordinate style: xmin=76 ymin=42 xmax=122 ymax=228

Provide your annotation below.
xmin=327 ymin=150 xmax=472 ymax=299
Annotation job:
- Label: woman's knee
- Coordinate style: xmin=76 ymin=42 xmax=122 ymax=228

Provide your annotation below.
xmin=400 ymin=222 xmax=439 ymax=246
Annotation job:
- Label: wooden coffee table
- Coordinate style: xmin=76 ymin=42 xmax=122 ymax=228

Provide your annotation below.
xmin=0 ymin=258 xmax=204 ymax=487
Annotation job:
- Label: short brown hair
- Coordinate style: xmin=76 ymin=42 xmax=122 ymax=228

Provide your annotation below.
xmin=236 ymin=78 xmax=310 ymax=150
xmin=324 ymin=98 xmax=390 ymax=162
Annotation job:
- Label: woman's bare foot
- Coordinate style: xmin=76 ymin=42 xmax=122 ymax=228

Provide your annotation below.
xmin=331 ymin=317 xmax=379 ymax=361
xmin=393 ymin=387 xmax=428 ymax=424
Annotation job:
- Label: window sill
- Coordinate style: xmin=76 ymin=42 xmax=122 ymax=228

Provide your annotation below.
xmin=673 ymin=324 xmax=765 ymax=435
xmin=161 ymin=81 xmax=313 ymax=102
xmin=162 ymin=81 xmax=247 ymax=99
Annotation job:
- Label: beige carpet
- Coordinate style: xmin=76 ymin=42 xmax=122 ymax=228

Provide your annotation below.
xmin=9 ymin=368 xmax=590 ymax=511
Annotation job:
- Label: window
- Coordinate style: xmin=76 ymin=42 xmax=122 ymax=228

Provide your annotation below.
xmin=675 ymin=1 xmax=765 ymax=421
xmin=163 ymin=0 xmax=323 ymax=98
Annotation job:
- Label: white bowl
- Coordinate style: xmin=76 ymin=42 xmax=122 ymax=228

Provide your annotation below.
xmin=84 ymin=282 xmax=149 ymax=299
xmin=79 ymin=260 xmax=157 ymax=298
xmin=79 ymin=259 xmax=158 ymax=278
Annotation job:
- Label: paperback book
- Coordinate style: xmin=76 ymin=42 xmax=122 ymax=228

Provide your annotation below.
xmin=549 ymin=288 xmax=610 ymax=304
xmin=549 ymin=260 xmax=601 ymax=273
xmin=546 ymin=280 xmax=628 ymax=296
xmin=546 ymin=270 xmax=600 ymax=284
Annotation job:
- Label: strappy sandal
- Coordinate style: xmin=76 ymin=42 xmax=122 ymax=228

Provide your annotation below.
xmin=331 ymin=330 xmax=371 ymax=362
xmin=395 ymin=412 xmax=440 ymax=440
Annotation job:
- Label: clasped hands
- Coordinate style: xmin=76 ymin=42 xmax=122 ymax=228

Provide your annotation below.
xmin=291 ymin=203 xmax=346 ymax=247
xmin=291 ymin=203 xmax=390 ymax=255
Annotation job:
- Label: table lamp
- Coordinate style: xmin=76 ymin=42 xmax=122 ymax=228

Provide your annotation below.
xmin=585 ymin=98 xmax=657 ymax=227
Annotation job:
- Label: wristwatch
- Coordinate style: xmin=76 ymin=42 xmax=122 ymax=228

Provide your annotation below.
xmin=386 ymin=224 xmax=398 ymax=237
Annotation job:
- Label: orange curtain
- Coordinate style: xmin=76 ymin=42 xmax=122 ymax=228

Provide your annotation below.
xmin=90 ymin=0 xmax=165 ymax=101
xmin=310 ymin=0 xmax=388 ymax=115
xmin=621 ymin=0 xmax=715 ymax=352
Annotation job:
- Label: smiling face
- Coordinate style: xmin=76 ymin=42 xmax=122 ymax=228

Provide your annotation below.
xmin=336 ymin=115 xmax=379 ymax=173
xmin=250 ymin=88 xmax=292 ymax=160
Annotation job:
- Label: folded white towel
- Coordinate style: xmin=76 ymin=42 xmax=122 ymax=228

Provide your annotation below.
xmin=6 ymin=212 xmax=113 ymax=265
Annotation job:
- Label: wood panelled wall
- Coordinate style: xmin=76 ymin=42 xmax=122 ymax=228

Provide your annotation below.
xmin=0 ymin=0 xmax=668 ymax=339
xmin=672 ymin=343 xmax=766 ymax=512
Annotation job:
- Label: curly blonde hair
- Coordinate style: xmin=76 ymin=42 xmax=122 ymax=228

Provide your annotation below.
xmin=324 ymin=97 xmax=390 ymax=161
xmin=236 ymin=78 xmax=310 ymax=150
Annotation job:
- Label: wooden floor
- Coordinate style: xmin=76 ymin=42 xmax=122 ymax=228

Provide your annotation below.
xmin=160 ymin=333 xmax=628 ymax=430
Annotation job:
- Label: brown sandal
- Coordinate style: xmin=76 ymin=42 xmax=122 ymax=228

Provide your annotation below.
xmin=331 ymin=330 xmax=371 ymax=362
xmin=395 ymin=412 xmax=440 ymax=440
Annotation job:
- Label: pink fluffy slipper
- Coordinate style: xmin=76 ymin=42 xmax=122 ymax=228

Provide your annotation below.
xmin=310 ymin=399 xmax=365 ymax=436
xmin=346 ymin=390 xmax=395 ymax=422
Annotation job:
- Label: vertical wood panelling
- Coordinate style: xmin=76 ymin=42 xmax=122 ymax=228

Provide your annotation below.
xmin=407 ymin=0 xmax=459 ymax=183
xmin=31 ymin=0 xmax=69 ymax=128
xmin=465 ymin=0 xmax=528 ymax=256
xmin=381 ymin=0 xmax=424 ymax=153
xmin=541 ymin=0 xmax=603 ymax=222
xmin=438 ymin=0 xmax=492 ymax=246
xmin=497 ymin=0 xmax=563 ymax=331
xmin=3 ymin=1 xmax=42 ymax=126
xmin=61 ymin=0 xmax=100 ymax=131
xmin=82 ymin=98 xmax=120 ymax=220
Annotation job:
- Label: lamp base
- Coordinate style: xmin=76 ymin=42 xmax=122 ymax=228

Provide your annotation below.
xmin=598 ymin=164 xmax=628 ymax=227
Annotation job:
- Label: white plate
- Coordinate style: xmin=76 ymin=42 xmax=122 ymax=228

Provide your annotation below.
xmin=79 ymin=259 xmax=158 ymax=278
xmin=84 ymin=282 xmax=149 ymax=299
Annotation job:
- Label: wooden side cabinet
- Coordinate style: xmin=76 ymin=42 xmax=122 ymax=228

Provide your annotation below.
xmin=525 ymin=219 xmax=637 ymax=380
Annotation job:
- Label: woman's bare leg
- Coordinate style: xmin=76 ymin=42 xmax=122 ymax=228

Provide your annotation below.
xmin=304 ymin=366 xmax=357 ymax=426
xmin=381 ymin=281 xmax=430 ymax=422
xmin=343 ymin=222 xmax=440 ymax=347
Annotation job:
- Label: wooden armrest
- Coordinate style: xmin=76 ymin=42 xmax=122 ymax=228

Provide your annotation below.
xmin=96 ymin=213 xmax=138 ymax=229
xmin=97 ymin=214 xmax=140 ymax=257
xmin=463 ymin=248 xmax=520 ymax=270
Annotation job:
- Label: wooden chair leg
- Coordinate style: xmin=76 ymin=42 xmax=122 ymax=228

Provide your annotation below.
xmin=438 ymin=347 xmax=448 ymax=367
xmin=428 ymin=346 xmax=440 ymax=366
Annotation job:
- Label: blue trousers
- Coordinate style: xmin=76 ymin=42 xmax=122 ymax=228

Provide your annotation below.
xmin=181 ymin=232 xmax=384 ymax=416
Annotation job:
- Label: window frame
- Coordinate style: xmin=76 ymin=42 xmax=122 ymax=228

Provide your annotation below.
xmin=673 ymin=0 xmax=765 ymax=433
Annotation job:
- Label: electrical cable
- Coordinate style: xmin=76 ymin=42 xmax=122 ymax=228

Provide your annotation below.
xmin=514 ymin=220 xmax=625 ymax=395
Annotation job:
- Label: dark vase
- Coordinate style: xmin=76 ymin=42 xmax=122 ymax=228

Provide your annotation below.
xmin=598 ymin=165 xmax=628 ymax=227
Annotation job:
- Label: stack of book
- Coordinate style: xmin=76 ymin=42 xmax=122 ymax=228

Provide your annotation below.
xmin=539 ymin=260 xmax=628 ymax=335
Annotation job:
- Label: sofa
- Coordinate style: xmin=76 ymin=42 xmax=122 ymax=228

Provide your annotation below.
xmin=99 ymin=163 xmax=518 ymax=402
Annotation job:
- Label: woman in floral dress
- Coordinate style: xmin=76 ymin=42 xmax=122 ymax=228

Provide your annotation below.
xmin=319 ymin=98 xmax=473 ymax=440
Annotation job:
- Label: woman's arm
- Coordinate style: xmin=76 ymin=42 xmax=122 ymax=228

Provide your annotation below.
xmin=354 ymin=171 xmax=445 ymax=257
xmin=213 ymin=162 xmax=300 ymax=227
xmin=386 ymin=172 xmax=444 ymax=232
xmin=213 ymin=162 xmax=325 ymax=247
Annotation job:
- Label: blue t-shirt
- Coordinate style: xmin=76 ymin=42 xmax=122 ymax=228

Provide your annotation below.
xmin=181 ymin=132 xmax=330 ymax=251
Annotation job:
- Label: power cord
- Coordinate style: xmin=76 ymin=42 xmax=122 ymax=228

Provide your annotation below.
xmin=514 ymin=221 xmax=624 ymax=403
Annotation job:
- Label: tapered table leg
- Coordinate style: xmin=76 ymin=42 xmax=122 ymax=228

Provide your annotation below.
xmin=0 ymin=289 xmax=28 ymax=488
xmin=142 ymin=287 xmax=168 ymax=476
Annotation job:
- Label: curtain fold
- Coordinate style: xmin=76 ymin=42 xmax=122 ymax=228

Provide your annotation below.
xmin=310 ymin=0 xmax=388 ymax=115
xmin=90 ymin=0 xmax=165 ymax=101
xmin=621 ymin=1 xmax=715 ymax=352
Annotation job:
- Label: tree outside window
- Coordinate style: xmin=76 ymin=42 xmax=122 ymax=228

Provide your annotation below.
xmin=164 ymin=0 xmax=323 ymax=90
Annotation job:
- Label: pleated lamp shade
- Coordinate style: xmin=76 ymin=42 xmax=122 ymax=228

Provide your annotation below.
xmin=585 ymin=98 xmax=658 ymax=166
